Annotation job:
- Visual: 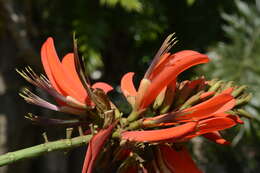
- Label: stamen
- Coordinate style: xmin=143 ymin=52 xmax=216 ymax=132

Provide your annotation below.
xmin=65 ymin=96 xmax=88 ymax=109
xmin=20 ymin=89 xmax=86 ymax=115
xmin=144 ymin=33 xmax=178 ymax=78
xmin=16 ymin=67 xmax=51 ymax=89
xmin=20 ymin=88 xmax=59 ymax=111
xmin=17 ymin=67 xmax=86 ymax=108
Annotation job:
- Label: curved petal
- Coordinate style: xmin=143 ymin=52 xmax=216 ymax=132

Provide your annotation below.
xmin=152 ymin=53 xmax=171 ymax=74
xmin=160 ymin=145 xmax=202 ymax=173
xmin=203 ymin=131 xmax=230 ymax=145
xmin=139 ymin=51 xmax=209 ymax=109
xmin=200 ymin=91 xmax=215 ymax=99
xmin=180 ymin=116 xmax=238 ymax=141
xmin=144 ymin=92 xmax=235 ymax=127
xmin=121 ymin=122 xmax=197 ymax=142
xmin=121 ymin=72 xmax=137 ymax=97
xmin=222 ymin=87 xmax=233 ymax=94
xmin=149 ymin=50 xmax=209 ymax=80
xmin=41 ymin=37 xmax=63 ymax=94
xmin=92 ymin=82 xmax=113 ymax=94
xmin=173 ymin=93 xmax=236 ymax=122
xmin=61 ymin=53 xmax=88 ymax=101
xmin=41 ymin=38 xmax=86 ymax=104
xmin=82 ymin=123 xmax=116 ymax=173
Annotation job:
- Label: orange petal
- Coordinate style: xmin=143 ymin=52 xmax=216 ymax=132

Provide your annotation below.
xmin=154 ymin=53 xmax=171 ymax=69
xmin=222 ymin=87 xmax=233 ymax=94
xmin=203 ymin=131 xmax=230 ymax=145
xmin=149 ymin=50 xmax=209 ymax=80
xmin=82 ymin=123 xmax=116 ymax=173
xmin=121 ymin=122 xmax=197 ymax=142
xmin=181 ymin=116 xmax=238 ymax=141
xmin=121 ymin=72 xmax=137 ymax=97
xmin=92 ymin=82 xmax=113 ymax=94
xmin=198 ymin=116 xmax=238 ymax=133
xmin=145 ymin=93 xmax=235 ymax=127
xmin=41 ymin=37 xmax=63 ymax=94
xmin=200 ymin=91 xmax=215 ymax=99
xmin=41 ymin=38 xmax=86 ymax=103
xmin=160 ymin=145 xmax=202 ymax=173
xmin=148 ymin=53 xmax=171 ymax=78
xmin=173 ymin=93 xmax=236 ymax=122
xmin=61 ymin=53 xmax=88 ymax=101
xmin=139 ymin=51 xmax=209 ymax=109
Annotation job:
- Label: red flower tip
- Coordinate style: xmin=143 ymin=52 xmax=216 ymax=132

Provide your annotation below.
xmin=173 ymin=92 xmax=236 ymax=122
xmin=121 ymin=72 xmax=137 ymax=97
xmin=203 ymin=131 xmax=231 ymax=145
xmin=40 ymin=37 xmax=113 ymax=108
xmin=92 ymin=82 xmax=113 ymax=94
xmin=41 ymin=37 xmax=88 ymax=104
xmin=200 ymin=91 xmax=215 ymax=99
xmin=121 ymin=121 xmax=197 ymax=142
xmin=137 ymin=50 xmax=210 ymax=110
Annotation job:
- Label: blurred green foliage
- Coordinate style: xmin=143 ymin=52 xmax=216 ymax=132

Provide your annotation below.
xmin=205 ymin=0 xmax=260 ymax=95
xmin=203 ymin=1 xmax=260 ymax=172
xmin=29 ymin=0 xmax=235 ymax=83
xmin=100 ymin=0 xmax=143 ymax=12
xmin=205 ymin=0 xmax=260 ymax=124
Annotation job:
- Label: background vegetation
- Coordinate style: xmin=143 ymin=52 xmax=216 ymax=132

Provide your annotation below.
xmin=0 ymin=0 xmax=259 ymax=172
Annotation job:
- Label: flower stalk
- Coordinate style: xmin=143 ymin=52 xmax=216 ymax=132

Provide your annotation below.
xmin=0 ymin=134 xmax=92 ymax=167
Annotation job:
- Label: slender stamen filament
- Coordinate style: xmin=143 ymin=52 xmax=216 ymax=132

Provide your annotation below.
xmin=20 ymin=88 xmax=86 ymax=115
xmin=20 ymin=88 xmax=59 ymax=111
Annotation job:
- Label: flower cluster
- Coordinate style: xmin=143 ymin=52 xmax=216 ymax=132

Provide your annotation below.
xmin=19 ymin=34 xmax=251 ymax=173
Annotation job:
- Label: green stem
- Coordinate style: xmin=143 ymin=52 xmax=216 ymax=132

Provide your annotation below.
xmin=0 ymin=134 xmax=92 ymax=167
xmin=0 ymin=111 xmax=144 ymax=167
xmin=126 ymin=111 xmax=139 ymax=123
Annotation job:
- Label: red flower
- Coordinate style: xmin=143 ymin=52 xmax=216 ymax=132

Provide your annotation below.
xmin=121 ymin=50 xmax=209 ymax=111
xmin=122 ymin=121 xmax=197 ymax=142
xmin=82 ymin=122 xmax=116 ymax=173
xmin=41 ymin=37 xmax=113 ymax=105
xmin=157 ymin=145 xmax=202 ymax=173
xmin=119 ymin=35 xmax=248 ymax=173
xmin=121 ymin=89 xmax=243 ymax=144
xmin=18 ymin=37 xmax=113 ymax=115
xmin=120 ymin=35 xmax=243 ymax=144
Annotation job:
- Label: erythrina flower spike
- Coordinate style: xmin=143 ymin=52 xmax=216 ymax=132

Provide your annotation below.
xmin=18 ymin=37 xmax=117 ymax=172
xmin=121 ymin=34 xmax=209 ymax=121
xmin=15 ymin=34 xmax=252 ymax=173
xmin=118 ymin=34 xmax=251 ymax=173
xmin=18 ymin=37 xmax=113 ymax=116
xmin=122 ymin=88 xmax=242 ymax=144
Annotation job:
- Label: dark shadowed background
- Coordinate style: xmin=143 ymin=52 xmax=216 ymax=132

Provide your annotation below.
xmin=0 ymin=0 xmax=259 ymax=172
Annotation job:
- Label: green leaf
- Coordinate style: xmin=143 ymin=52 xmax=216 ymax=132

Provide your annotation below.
xmin=187 ymin=0 xmax=196 ymax=6
xmin=120 ymin=0 xmax=142 ymax=12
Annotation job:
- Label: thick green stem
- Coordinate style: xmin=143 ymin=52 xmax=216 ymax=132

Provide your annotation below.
xmin=0 ymin=110 xmax=145 ymax=167
xmin=0 ymin=134 xmax=92 ymax=167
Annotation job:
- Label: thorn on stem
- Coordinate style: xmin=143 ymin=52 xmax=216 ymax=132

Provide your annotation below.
xmin=78 ymin=126 xmax=84 ymax=136
xmin=66 ymin=128 xmax=73 ymax=139
xmin=42 ymin=132 xmax=49 ymax=143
